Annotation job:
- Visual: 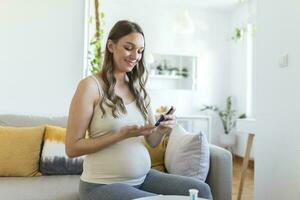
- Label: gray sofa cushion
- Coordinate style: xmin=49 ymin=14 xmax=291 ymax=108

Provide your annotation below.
xmin=0 ymin=114 xmax=68 ymax=128
xmin=0 ymin=175 xmax=80 ymax=200
xmin=206 ymin=145 xmax=232 ymax=200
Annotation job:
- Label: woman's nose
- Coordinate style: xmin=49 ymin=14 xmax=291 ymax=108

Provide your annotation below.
xmin=130 ymin=51 xmax=139 ymax=60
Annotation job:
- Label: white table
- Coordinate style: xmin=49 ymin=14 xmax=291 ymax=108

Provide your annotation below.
xmin=134 ymin=195 xmax=207 ymax=200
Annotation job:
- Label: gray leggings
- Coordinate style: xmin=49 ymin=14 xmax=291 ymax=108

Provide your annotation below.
xmin=79 ymin=169 xmax=212 ymax=200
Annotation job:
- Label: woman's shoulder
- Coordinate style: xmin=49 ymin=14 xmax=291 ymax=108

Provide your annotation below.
xmin=75 ymin=75 xmax=102 ymax=98
xmin=79 ymin=73 xmax=102 ymax=87
xmin=78 ymin=76 xmax=95 ymax=88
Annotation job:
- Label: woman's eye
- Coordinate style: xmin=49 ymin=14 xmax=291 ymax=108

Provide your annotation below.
xmin=124 ymin=46 xmax=132 ymax=51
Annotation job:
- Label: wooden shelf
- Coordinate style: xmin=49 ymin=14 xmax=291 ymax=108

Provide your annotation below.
xmin=147 ymin=53 xmax=197 ymax=90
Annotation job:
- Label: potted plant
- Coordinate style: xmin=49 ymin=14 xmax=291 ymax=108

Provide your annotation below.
xmin=180 ymin=67 xmax=188 ymax=78
xmin=200 ymin=96 xmax=246 ymax=148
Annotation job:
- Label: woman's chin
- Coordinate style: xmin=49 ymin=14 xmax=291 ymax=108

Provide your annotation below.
xmin=125 ymin=65 xmax=135 ymax=72
xmin=115 ymin=63 xmax=135 ymax=73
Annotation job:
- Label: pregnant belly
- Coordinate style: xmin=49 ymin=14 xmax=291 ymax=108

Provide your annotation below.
xmin=84 ymin=138 xmax=151 ymax=180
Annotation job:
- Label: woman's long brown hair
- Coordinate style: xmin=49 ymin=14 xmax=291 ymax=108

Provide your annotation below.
xmin=98 ymin=20 xmax=150 ymax=121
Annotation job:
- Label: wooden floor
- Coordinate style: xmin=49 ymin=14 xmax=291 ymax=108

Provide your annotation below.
xmin=232 ymin=156 xmax=254 ymax=200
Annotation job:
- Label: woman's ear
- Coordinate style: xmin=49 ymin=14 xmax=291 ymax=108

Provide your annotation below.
xmin=107 ymin=39 xmax=115 ymax=53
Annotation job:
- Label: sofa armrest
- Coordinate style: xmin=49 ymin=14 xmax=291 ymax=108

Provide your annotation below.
xmin=206 ymin=144 xmax=232 ymax=200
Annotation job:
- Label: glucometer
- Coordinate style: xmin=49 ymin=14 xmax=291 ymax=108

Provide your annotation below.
xmin=154 ymin=107 xmax=174 ymax=127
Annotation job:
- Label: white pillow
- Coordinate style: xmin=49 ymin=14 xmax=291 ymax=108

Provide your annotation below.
xmin=165 ymin=124 xmax=210 ymax=181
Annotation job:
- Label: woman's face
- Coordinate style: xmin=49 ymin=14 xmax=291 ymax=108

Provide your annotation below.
xmin=108 ymin=32 xmax=144 ymax=73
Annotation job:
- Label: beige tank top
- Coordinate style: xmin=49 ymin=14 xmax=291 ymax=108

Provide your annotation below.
xmin=80 ymin=76 xmax=151 ymax=185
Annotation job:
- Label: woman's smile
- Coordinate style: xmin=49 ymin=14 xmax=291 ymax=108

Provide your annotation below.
xmin=125 ymin=58 xmax=138 ymax=67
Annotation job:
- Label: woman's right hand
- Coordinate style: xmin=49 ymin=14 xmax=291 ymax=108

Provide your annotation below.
xmin=119 ymin=124 xmax=156 ymax=139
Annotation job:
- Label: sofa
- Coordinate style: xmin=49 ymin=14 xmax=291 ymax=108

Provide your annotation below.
xmin=0 ymin=114 xmax=232 ymax=200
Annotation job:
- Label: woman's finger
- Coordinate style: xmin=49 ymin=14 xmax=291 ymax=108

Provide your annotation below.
xmin=139 ymin=129 xmax=154 ymax=136
xmin=143 ymin=124 xmax=156 ymax=129
xmin=139 ymin=125 xmax=155 ymax=132
xmin=162 ymin=115 xmax=176 ymax=121
xmin=160 ymin=120 xmax=176 ymax=126
xmin=127 ymin=125 xmax=140 ymax=130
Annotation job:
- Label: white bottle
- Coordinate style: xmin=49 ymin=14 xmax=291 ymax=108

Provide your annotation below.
xmin=189 ymin=189 xmax=199 ymax=200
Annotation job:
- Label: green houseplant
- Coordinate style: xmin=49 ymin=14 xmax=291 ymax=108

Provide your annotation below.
xmin=88 ymin=0 xmax=104 ymax=74
xmin=201 ymin=96 xmax=246 ymax=135
xmin=231 ymin=24 xmax=256 ymax=42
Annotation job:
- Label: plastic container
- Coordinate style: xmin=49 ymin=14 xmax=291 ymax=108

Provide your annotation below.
xmin=189 ymin=189 xmax=199 ymax=200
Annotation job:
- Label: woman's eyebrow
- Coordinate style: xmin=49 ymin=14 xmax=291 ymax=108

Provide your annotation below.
xmin=124 ymin=42 xmax=144 ymax=49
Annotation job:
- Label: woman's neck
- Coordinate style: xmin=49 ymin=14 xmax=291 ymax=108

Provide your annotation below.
xmin=113 ymin=71 xmax=127 ymax=86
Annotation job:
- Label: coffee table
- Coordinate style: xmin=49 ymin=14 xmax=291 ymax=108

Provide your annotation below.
xmin=134 ymin=195 xmax=207 ymax=200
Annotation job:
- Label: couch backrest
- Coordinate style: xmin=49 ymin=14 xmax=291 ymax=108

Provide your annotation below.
xmin=0 ymin=114 xmax=68 ymax=128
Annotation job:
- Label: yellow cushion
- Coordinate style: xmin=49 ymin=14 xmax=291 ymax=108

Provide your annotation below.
xmin=44 ymin=125 xmax=66 ymax=142
xmin=143 ymin=136 xmax=169 ymax=172
xmin=0 ymin=125 xmax=45 ymax=176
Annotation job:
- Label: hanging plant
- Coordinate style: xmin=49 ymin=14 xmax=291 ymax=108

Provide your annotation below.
xmin=231 ymin=26 xmax=247 ymax=42
xmin=88 ymin=0 xmax=104 ymax=74
xmin=231 ymin=24 xmax=256 ymax=42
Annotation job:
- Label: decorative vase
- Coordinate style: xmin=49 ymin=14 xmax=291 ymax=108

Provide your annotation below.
xmin=219 ymin=132 xmax=236 ymax=148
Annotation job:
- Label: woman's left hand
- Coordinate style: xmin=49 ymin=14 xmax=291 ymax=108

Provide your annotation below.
xmin=157 ymin=107 xmax=176 ymax=135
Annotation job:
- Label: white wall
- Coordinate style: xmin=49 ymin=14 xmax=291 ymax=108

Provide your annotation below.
xmin=101 ymin=0 xmax=232 ymax=145
xmin=229 ymin=4 xmax=248 ymax=115
xmin=229 ymin=2 xmax=255 ymax=157
xmin=0 ymin=0 xmax=243 ymax=148
xmin=254 ymin=0 xmax=300 ymax=199
xmin=0 ymin=0 xmax=85 ymax=116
